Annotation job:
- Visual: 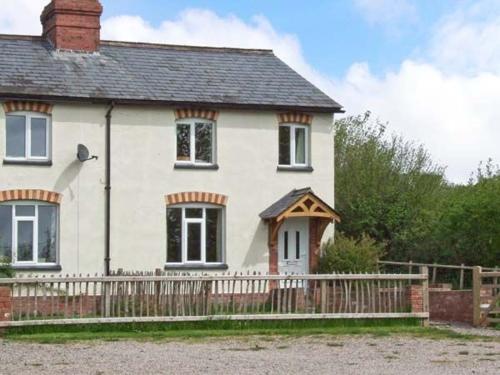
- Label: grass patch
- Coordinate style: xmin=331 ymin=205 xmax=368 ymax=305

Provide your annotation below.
xmin=0 ymin=318 xmax=494 ymax=344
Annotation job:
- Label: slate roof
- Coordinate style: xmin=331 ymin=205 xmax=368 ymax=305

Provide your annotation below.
xmin=0 ymin=35 xmax=343 ymax=112
xmin=260 ymin=187 xmax=338 ymax=220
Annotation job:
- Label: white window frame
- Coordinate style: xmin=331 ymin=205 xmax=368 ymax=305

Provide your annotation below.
xmin=278 ymin=123 xmax=310 ymax=168
xmin=4 ymin=111 xmax=51 ymax=161
xmin=175 ymin=119 xmax=215 ymax=166
xmin=5 ymin=201 xmax=59 ymax=266
xmin=167 ymin=204 xmax=225 ymax=265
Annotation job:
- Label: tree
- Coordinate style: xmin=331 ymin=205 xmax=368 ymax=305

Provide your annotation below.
xmin=334 ymin=112 xmax=446 ymax=260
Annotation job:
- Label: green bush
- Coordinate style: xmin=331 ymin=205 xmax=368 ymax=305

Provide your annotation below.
xmin=318 ymin=233 xmax=385 ymax=273
xmin=0 ymin=257 xmax=14 ymax=278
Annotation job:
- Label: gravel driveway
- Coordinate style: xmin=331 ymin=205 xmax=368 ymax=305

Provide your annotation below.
xmin=0 ymin=335 xmax=499 ymax=375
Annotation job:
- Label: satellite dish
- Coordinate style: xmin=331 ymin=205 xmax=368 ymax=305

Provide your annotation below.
xmin=77 ymin=144 xmax=98 ymax=162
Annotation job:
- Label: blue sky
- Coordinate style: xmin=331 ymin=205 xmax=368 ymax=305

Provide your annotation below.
xmin=2 ymin=0 xmax=500 ymax=183
xmin=99 ymin=0 xmax=455 ymax=78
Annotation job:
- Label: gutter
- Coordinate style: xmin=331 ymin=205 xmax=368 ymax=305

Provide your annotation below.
xmin=104 ymin=102 xmax=114 ymax=276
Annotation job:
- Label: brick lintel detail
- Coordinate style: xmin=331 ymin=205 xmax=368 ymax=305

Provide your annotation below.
xmin=2 ymin=101 xmax=53 ymax=115
xmin=165 ymin=192 xmax=228 ymax=206
xmin=278 ymin=112 xmax=313 ymax=125
xmin=0 ymin=189 xmax=62 ymax=204
xmin=175 ymin=108 xmax=219 ymax=121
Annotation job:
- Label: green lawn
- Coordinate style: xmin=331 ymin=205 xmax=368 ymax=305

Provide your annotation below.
xmin=1 ymin=319 xmax=495 ymax=344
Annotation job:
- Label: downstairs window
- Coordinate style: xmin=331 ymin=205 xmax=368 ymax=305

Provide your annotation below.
xmin=0 ymin=202 xmax=58 ymax=265
xmin=167 ymin=205 xmax=224 ymax=265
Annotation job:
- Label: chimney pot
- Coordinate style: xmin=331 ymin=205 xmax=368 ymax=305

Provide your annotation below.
xmin=40 ymin=0 xmax=103 ymax=52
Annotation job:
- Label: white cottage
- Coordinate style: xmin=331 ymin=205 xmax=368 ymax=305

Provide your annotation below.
xmin=0 ymin=0 xmax=342 ymax=277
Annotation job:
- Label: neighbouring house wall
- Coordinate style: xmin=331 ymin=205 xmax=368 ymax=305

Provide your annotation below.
xmin=429 ymin=290 xmax=473 ymax=324
xmin=0 ymin=103 xmax=107 ymax=275
xmin=0 ymin=103 xmax=335 ymax=275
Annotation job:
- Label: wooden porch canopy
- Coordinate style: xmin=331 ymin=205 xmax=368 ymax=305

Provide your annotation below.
xmin=260 ymin=187 xmax=340 ymax=223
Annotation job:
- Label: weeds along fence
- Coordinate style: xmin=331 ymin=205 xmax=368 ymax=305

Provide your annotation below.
xmin=0 ymin=271 xmax=429 ymax=327
xmin=378 ymin=260 xmax=498 ymax=290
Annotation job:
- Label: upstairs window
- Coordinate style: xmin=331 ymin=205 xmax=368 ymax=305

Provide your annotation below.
xmin=176 ymin=119 xmax=215 ymax=165
xmin=279 ymin=124 xmax=309 ymax=167
xmin=0 ymin=202 xmax=58 ymax=265
xmin=5 ymin=112 xmax=51 ymax=161
xmin=167 ymin=205 xmax=224 ymax=265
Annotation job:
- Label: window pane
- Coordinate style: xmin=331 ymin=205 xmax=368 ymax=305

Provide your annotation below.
xmin=206 ymin=209 xmax=222 ymax=263
xmin=38 ymin=206 xmax=57 ymax=263
xmin=185 ymin=208 xmax=203 ymax=218
xmin=167 ymin=208 xmax=182 ymax=262
xmin=15 ymin=205 xmax=35 ymax=217
xmin=195 ymin=123 xmax=213 ymax=163
xmin=279 ymin=126 xmax=290 ymax=165
xmin=187 ymin=222 xmax=201 ymax=261
xmin=17 ymin=221 xmax=34 ymax=262
xmin=176 ymin=124 xmax=191 ymax=161
xmin=31 ymin=118 xmax=47 ymax=157
xmin=0 ymin=206 xmax=12 ymax=261
xmin=295 ymin=127 xmax=306 ymax=164
xmin=6 ymin=115 xmax=26 ymax=157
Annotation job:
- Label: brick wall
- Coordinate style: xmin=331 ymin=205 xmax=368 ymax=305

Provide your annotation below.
xmin=0 ymin=287 xmax=12 ymax=321
xmin=406 ymin=285 xmax=424 ymax=313
xmin=429 ymin=290 xmax=473 ymax=324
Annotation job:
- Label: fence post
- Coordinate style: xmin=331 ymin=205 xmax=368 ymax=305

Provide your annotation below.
xmin=432 ymin=264 xmax=437 ymax=284
xmin=472 ymin=266 xmax=482 ymax=327
xmin=420 ymin=266 xmax=429 ymax=327
xmin=408 ymin=260 xmax=413 ymax=275
xmin=459 ymin=264 xmax=465 ymax=290
xmin=320 ymin=280 xmax=327 ymax=313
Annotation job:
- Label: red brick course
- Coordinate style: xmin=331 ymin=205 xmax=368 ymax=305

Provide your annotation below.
xmin=0 ymin=287 xmax=12 ymax=321
xmin=406 ymin=285 xmax=424 ymax=313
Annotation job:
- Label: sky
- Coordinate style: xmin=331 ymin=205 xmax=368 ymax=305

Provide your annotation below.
xmin=1 ymin=0 xmax=500 ymax=183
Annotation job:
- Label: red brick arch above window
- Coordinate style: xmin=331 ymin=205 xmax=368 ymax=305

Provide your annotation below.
xmin=165 ymin=192 xmax=228 ymax=206
xmin=175 ymin=108 xmax=219 ymax=121
xmin=2 ymin=101 xmax=53 ymax=115
xmin=278 ymin=112 xmax=313 ymax=125
xmin=0 ymin=189 xmax=62 ymax=204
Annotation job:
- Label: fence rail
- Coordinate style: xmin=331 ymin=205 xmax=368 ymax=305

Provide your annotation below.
xmin=0 ymin=271 xmax=429 ymax=327
xmin=378 ymin=260 xmax=497 ymax=290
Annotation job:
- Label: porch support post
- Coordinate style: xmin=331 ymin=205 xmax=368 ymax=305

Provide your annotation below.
xmin=268 ymin=219 xmax=282 ymax=275
xmin=309 ymin=218 xmax=331 ymax=273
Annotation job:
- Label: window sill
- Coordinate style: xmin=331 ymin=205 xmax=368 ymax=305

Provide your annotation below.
xmin=174 ymin=163 xmax=219 ymax=170
xmin=3 ymin=159 xmax=52 ymax=167
xmin=164 ymin=263 xmax=228 ymax=271
xmin=277 ymin=166 xmax=314 ymax=173
xmin=11 ymin=264 xmax=62 ymax=272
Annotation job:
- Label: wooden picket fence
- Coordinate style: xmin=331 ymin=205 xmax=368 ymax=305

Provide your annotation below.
xmin=473 ymin=266 xmax=500 ymax=327
xmin=378 ymin=260 xmax=497 ymax=290
xmin=0 ymin=271 xmax=429 ymax=327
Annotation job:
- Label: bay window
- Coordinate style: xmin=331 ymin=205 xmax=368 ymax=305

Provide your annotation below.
xmin=167 ymin=205 xmax=224 ymax=265
xmin=279 ymin=123 xmax=309 ymax=167
xmin=5 ymin=112 xmax=51 ymax=162
xmin=0 ymin=202 xmax=58 ymax=265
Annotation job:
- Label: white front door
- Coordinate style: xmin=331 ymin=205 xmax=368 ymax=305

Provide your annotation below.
xmin=278 ymin=217 xmax=309 ymax=275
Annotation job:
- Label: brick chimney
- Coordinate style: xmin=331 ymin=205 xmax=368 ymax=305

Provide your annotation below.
xmin=40 ymin=0 xmax=103 ymax=52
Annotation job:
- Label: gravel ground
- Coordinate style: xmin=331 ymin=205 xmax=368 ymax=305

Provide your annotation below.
xmin=0 ymin=335 xmax=499 ymax=375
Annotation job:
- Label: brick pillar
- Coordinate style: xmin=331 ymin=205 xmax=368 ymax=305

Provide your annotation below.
xmin=406 ymin=285 xmax=424 ymax=313
xmin=0 ymin=286 xmax=12 ymax=322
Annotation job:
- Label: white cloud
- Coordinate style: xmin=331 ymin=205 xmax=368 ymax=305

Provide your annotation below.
xmin=1 ymin=1 xmax=499 ymax=183
xmin=336 ymin=62 xmax=500 ymax=182
xmin=428 ymin=0 xmax=500 ymax=75
xmin=353 ymin=0 xmax=417 ymax=25
xmin=0 ymin=0 xmax=45 ymax=35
